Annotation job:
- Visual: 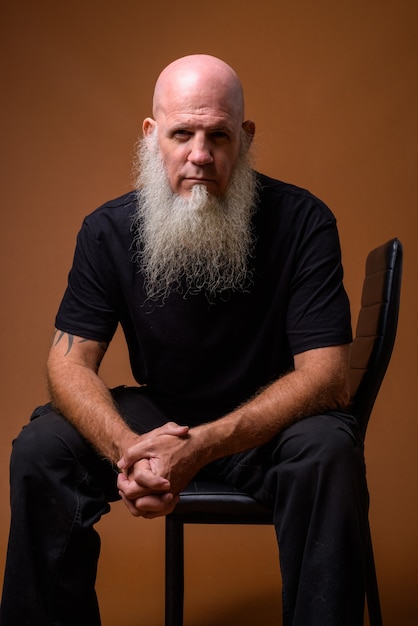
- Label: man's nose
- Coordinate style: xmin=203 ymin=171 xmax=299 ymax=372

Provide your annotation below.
xmin=188 ymin=136 xmax=214 ymax=166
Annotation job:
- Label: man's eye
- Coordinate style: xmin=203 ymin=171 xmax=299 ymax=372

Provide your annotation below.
xmin=211 ymin=131 xmax=229 ymax=141
xmin=173 ymin=130 xmax=191 ymax=139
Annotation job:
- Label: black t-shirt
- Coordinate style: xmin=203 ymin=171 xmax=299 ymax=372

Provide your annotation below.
xmin=56 ymin=173 xmax=352 ymax=424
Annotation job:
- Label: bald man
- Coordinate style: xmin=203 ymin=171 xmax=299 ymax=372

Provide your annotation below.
xmin=1 ymin=55 xmax=368 ymax=626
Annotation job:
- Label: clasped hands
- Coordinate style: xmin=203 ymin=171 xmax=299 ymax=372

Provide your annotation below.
xmin=116 ymin=422 xmax=201 ymax=519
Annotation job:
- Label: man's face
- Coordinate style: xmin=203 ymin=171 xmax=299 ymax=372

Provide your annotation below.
xmin=142 ymin=75 xmax=252 ymax=197
xmin=152 ymin=114 xmax=241 ymax=198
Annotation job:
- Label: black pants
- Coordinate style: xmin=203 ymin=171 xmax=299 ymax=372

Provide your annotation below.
xmin=0 ymin=386 xmax=369 ymax=626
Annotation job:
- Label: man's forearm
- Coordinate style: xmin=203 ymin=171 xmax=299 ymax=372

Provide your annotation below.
xmin=190 ymin=345 xmax=351 ymax=467
xmin=48 ymin=369 xmax=134 ymax=462
xmin=47 ymin=333 xmax=138 ymax=463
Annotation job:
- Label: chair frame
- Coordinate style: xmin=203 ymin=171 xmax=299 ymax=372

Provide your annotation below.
xmin=165 ymin=238 xmax=403 ymax=626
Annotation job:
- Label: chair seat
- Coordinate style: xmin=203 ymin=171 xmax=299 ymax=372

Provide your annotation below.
xmin=173 ymin=480 xmax=273 ymax=523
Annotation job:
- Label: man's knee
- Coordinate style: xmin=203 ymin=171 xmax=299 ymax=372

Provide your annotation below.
xmin=10 ymin=409 xmax=90 ymax=482
xmin=10 ymin=408 xmax=119 ymax=509
xmin=263 ymin=413 xmax=368 ymax=518
xmin=277 ymin=412 xmax=362 ymax=468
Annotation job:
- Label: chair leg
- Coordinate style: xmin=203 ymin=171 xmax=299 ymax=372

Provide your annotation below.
xmin=165 ymin=515 xmax=185 ymax=626
xmin=365 ymin=521 xmax=383 ymax=626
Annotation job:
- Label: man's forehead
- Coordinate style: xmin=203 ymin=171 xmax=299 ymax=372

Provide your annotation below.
xmin=160 ymin=108 xmax=240 ymax=132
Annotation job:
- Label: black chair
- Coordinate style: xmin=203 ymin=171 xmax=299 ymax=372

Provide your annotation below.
xmin=165 ymin=238 xmax=403 ymax=626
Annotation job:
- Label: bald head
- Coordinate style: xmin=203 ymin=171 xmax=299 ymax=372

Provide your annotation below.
xmin=152 ymin=54 xmax=245 ymax=122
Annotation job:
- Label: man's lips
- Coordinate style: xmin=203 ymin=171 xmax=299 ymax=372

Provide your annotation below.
xmin=184 ymin=177 xmax=217 ymax=187
xmin=186 ymin=177 xmax=213 ymax=183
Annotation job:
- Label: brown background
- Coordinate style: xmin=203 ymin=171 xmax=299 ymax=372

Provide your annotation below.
xmin=1 ymin=1 xmax=417 ymax=624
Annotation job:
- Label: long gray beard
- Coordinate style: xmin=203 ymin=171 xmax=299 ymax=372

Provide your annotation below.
xmin=132 ymin=130 xmax=258 ymax=301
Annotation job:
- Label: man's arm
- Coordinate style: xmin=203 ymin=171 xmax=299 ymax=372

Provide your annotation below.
xmin=47 ymin=329 xmax=189 ymax=515
xmin=118 ymin=344 xmax=351 ymax=517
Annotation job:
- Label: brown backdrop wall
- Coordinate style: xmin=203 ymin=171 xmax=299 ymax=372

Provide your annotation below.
xmin=1 ymin=1 xmax=417 ymax=624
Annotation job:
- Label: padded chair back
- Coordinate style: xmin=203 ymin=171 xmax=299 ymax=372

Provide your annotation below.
xmin=349 ymin=238 xmax=403 ymax=439
xmin=165 ymin=238 xmax=403 ymax=626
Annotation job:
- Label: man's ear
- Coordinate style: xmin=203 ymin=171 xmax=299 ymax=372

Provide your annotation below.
xmin=142 ymin=117 xmax=157 ymax=138
xmin=242 ymin=119 xmax=256 ymax=143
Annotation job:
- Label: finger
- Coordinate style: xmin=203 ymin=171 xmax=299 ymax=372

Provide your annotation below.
xmin=130 ymin=460 xmax=170 ymax=491
xmin=119 ymin=491 xmax=141 ymax=517
xmin=134 ymin=492 xmax=174 ymax=513
xmin=117 ymin=472 xmax=144 ymax=499
xmin=160 ymin=422 xmax=190 ymax=437
xmin=120 ymin=491 xmax=177 ymax=519
xmin=118 ymin=458 xmax=170 ymax=493
xmin=139 ymin=494 xmax=180 ymax=519
xmin=117 ymin=423 xmax=189 ymax=470
xmin=117 ymin=470 xmax=168 ymax=500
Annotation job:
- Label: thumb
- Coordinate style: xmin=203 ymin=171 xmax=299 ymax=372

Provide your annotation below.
xmin=161 ymin=422 xmax=190 ymax=437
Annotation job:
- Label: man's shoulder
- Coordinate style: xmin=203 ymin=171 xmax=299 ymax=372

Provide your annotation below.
xmin=255 ymin=172 xmax=335 ymax=220
xmin=79 ymin=190 xmax=138 ymax=239
xmin=257 ymin=172 xmax=324 ymax=202
xmin=85 ymin=190 xmax=137 ymax=222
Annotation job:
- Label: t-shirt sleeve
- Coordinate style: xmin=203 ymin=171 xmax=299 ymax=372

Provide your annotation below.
xmin=285 ymin=209 xmax=352 ymax=355
xmin=55 ymin=217 xmax=119 ymax=342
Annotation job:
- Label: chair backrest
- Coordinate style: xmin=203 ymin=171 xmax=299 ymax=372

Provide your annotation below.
xmin=349 ymin=238 xmax=403 ymax=440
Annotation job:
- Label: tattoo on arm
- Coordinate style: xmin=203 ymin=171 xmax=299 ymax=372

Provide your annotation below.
xmin=53 ymin=330 xmax=109 ymax=359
